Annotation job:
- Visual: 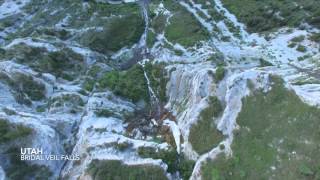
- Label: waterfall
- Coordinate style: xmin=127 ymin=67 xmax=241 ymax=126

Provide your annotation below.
xmin=139 ymin=59 xmax=161 ymax=118
xmin=136 ymin=0 xmax=161 ymax=118
xmin=138 ymin=0 xmax=149 ymax=55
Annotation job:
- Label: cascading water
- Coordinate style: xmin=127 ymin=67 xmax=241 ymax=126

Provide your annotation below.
xmin=138 ymin=0 xmax=149 ymax=54
xmin=137 ymin=0 xmax=162 ymax=119
xmin=139 ymin=59 xmax=161 ymax=119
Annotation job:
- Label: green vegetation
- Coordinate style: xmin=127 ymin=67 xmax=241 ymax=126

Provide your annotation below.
xmin=83 ymin=78 xmax=95 ymax=92
xmin=49 ymin=94 xmax=84 ymax=111
xmin=86 ymin=1 xmax=141 ymax=18
xmin=0 ymin=72 xmax=46 ymax=104
xmin=297 ymin=54 xmax=311 ymax=61
xmin=80 ymin=14 xmax=144 ymax=54
xmin=189 ymin=96 xmax=224 ymax=154
xmin=288 ymin=42 xmax=297 ymax=48
xmin=138 ymin=147 xmax=195 ymax=180
xmin=8 ymin=0 xmax=142 ymax=41
xmin=95 ymin=109 xmax=115 ymax=118
xmin=2 ymin=107 xmax=17 ymax=115
xmin=35 ymin=28 xmax=70 ymax=40
xmin=114 ymin=142 xmax=132 ymax=151
xmin=7 ymin=1 xmax=143 ymax=54
xmin=309 ymin=33 xmax=320 ymax=42
xmin=221 ymin=0 xmax=320 ymax=33
xmin=88 ymin=65 xmax=102 ymax=78
xmin=201 ymin=154 xmax=234 ymax=180
xmin=296 ymin=44 xmax=307 ymax=52
xmin=201 ymin=76 xmax=320 ymax=179
xmin=0 ymin=119 xmax=32 ymax=144
xmin=299 ymin=164 xmax=314 ymax=176
xmin=39 ymin=49 xmax=84 ymax=80
xmin=4 ymin=45 xmax=85 ymax=81
xmin=87 ymin=160 xmax=168 ymax=180
xmin=98 ymin=65 xmax=149 ymax=103
xmin=0 ymin=16 xmax=18 ymax=30
xmin=224 ymin=19 xmax=241 ymax=38
xmin=291 ymin=35 xmax=305 ymax=43
xmin=5 ymin=148 xmax=52 ymax=179
xmin=0 ymin=48 xmax=5 ymax=58
xmin=151 ymin=13 xmax=168 ymax=34
xmin=14 ymin=74 xmax=46 ymax=101
xmin=147 ymin=30 xmax=157 ymax=48
xmin=144 ymin=62 xmax=168 ymax=103
xmin=165 ymin=2 xmax=209 ymax=47
xmin=214 ymin=66 xmax=226 ymax=83
xmin=36 ymin=105 xmax=47 ymax=113
xmin=259 ymin=58 xmax=273 ymax=67
xmin=292 ymin=77 xmax=320 ymax=85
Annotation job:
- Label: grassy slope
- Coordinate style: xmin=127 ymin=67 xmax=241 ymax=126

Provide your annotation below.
xmin=6 ymin=1 xmax=144 ymax=55
xmin=87 ymin=160 xmax=168 ymax=180
xmin=164 ymin=0 xmax=210 ymax=47
xmin=189 ymin=96 xmax=224 ymax=155
xmin=138 ymin=147 xmax=195 ymax=180
xmin=201 ymin=77 xmax=320 ymax=179
xmin=79 ymin=2 xmax=144 ymax=54
xmin=222 ymin=0 xmax=320 ymax=33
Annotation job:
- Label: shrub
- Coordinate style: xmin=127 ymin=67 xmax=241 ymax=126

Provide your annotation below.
xmin=87 ymin=160 xmax=167 ymax=180
xmin=14 ymin=74 xmax=46 ymax=101
xmin=2 ymin=107 xmax=17 ymax=115
xmin=259 ymin=58 xmax=273 ymax=67
xmin=144 ymin=62 xmax=168 ymax=103
xmin=95 ymin=109 xmax=114 ymax=118
xmin=309 ymin=33 xmax=320 ymax=42
xmin=299 ymin=164 xmax=313 ymax=176
xmin=0 ymin=119 xmax=33 ymax=144
xmin=215 ymin=66 xmax=226 ymax=83
xmin=137 ymin=147 xmax=195 ymax=179
xmin=291 ymin=35 xmax=305 ymax=43
xmin=296 ymin=45 xmax=307 ymax=52
xmin=98 ymin=65 xmax=149 ymax=103
xmin=83 ymin=78 xmax=95 ymax=92
xmin=287 ymin=42 xmax=297 ymax=48
xmin=7 ymin=45 xmax=85 ymax=81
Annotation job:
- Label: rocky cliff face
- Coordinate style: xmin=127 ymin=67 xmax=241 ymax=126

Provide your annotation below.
xmin=0 ymin=0 xmax=320 ymax=180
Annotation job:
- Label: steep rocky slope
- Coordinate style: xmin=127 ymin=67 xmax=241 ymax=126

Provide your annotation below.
xmin=0 ymin=0 xmax=320 ymax=180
